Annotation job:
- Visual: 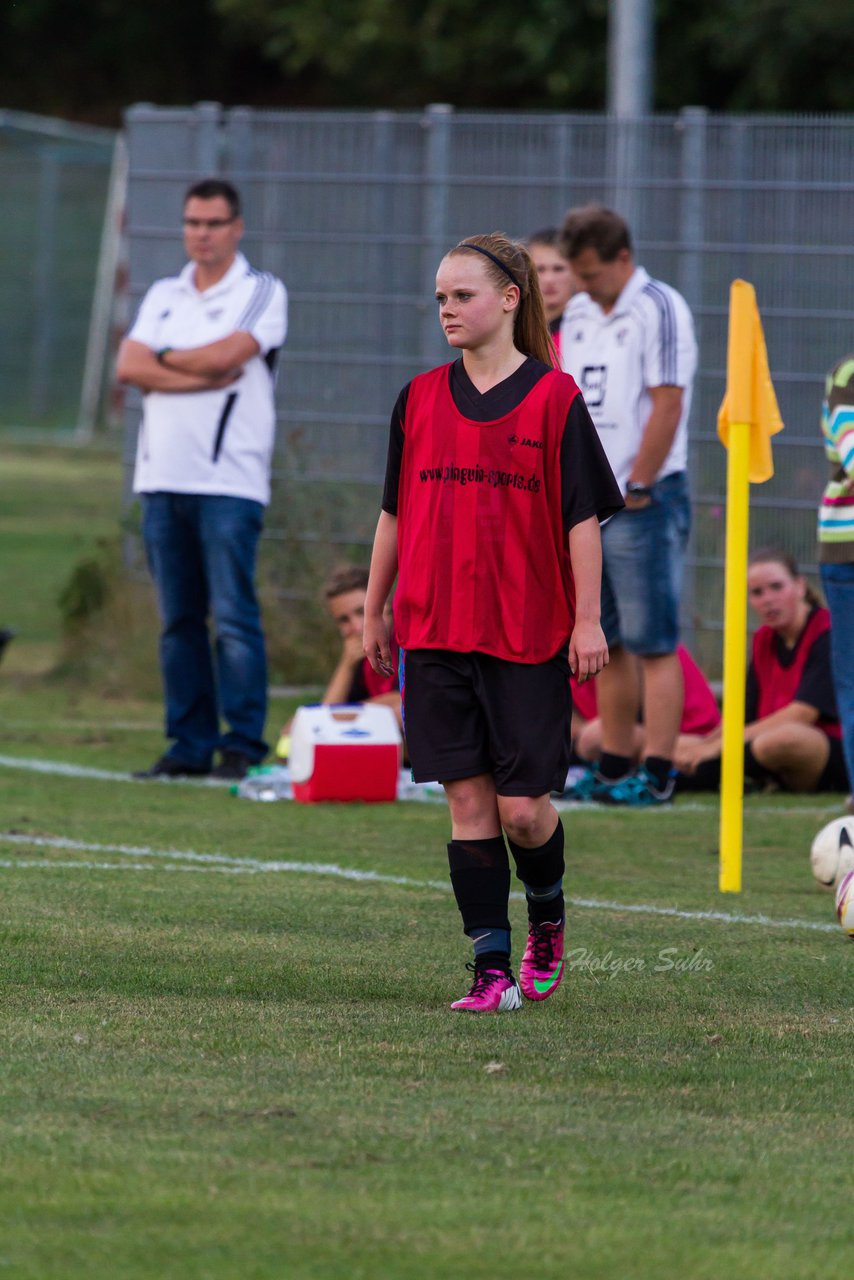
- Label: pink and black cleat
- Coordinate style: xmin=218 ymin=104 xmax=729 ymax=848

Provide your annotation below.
xmin=450 ymin=964 xmax=522 ymax=1013
xmin=519 ymin=920 xmax=565 ymax=1001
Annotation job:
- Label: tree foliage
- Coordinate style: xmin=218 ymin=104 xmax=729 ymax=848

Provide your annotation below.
xmin=214 ymin=0 xmax=854 ymax=112
xmin=214 ymin=0 xmax=609 ymax=109
xmin=0 ymin=0 xmax=280 ymax=125
xmin=656 ymin=0 xmax=854 ymax=112
xmin=0 ymin=0 xmax=851 ymax=124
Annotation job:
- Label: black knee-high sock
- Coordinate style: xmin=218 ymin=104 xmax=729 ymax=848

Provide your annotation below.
xmin=447 ymin=837 xmax=511 ymax=965
xmin=508 ymin=819 xmax=566 ymax=926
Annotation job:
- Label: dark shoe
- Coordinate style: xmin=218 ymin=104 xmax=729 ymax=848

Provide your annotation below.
xmin=211 ymin=750 xmax=254 ymax=781
xmin=0 ymin=628 xmax=16 ymax=662
xmin=133 ymin=755 xmax=210 ymax=780
xmin=561 ymin=765 xmax=623 ymax=803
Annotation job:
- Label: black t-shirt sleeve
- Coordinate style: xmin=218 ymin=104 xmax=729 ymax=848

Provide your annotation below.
xmin=745 ymin=662 xmax=758 ymax=722
xmin=795 ymin=630 xmax=838 ymax=720
xmin=560 ymin=393 xmax=625 ymax=531
xmin=381 ymin=383 xmax=410 ymax=515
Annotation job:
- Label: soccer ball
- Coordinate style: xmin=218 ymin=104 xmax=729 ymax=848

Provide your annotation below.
xmin=809 ymin=817 xmax=854 ymax=889
xmin=835 ymin=869 xmax=854 ymax=939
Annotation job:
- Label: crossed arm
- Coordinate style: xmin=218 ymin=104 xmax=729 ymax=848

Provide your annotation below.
xmin=116 ymin=331 xmax=260 ymax=394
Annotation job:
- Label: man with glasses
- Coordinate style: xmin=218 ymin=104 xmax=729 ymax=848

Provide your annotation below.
xmin=118 ymin=179 xmax=287 ymax=780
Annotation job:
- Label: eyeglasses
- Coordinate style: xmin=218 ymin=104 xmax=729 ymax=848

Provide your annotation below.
xmin=182 ymin=217 xmax=237 ymax=230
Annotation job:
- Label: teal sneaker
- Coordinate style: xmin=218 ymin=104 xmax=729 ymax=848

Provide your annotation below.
xmin=562 ymin=766 xmax=617 ymax=802
xmin=598 ymin=764 xmax=675 ymax=807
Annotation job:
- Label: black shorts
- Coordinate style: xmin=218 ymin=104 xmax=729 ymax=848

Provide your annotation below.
xmin=679 ymin=734 xmax=850 ymax=794
xmin=400 ymin=647 xmax=572 ymax=796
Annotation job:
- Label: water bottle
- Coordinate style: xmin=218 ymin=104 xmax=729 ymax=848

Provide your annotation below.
xmin=231 ymin=764 xmax=292 ymax=802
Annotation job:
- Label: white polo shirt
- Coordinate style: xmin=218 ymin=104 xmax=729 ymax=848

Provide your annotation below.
xmin=559 ymin=266 xmax=697 ymax=493
xmin=130 ymin=252 xmax=288 ymax=506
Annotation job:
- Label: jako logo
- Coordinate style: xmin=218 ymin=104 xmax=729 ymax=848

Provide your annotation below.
xmin=516 ymin=437 xmax=543 ymax=450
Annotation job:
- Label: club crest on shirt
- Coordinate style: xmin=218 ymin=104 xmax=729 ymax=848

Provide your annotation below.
xmin=580 ymin=364 xmax=607 ymax=407
xmin=207 ymin=308 xmax=225 ymax=321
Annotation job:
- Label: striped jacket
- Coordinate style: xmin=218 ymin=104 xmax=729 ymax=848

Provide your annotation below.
xmin=818 ymin=354 xmax=854 ymax=564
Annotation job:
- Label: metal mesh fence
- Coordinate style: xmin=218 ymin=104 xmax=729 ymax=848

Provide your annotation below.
xmin=122 ymin=104 xmax=854 ymax=674
xmin=0 ymin=111 xmax=116 ymax=434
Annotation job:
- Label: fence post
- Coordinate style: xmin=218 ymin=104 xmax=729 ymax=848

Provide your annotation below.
xmin=677 ymin=107 xmax=707 ymax=313
xmin=607 ymin=116 xmax=644 ymax=234
xmin=192 ymin=101 xmax=223 ymax=175
xmin=76 ymin=133 xmax=129 ymax=441
xmin=419 ymin=103 xmax=453 ymax=370
xmin=373 ymin=110 xmax=398 ymax=450
xmin=552 ymin=116 xmax=575 ymax=214
xmin=224 ymin=107 xmax=263 ymax=260
xmin=678 ymin=106 xmax=708 ymax=653
xmin=29 ymin=146 xmax=60 ymax=420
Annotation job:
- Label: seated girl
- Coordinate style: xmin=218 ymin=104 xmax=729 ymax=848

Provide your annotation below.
xmin=675 ymin=548 xmax=848 ymax=793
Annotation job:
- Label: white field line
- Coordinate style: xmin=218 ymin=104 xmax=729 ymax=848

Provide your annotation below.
xmin=3 ymin=720 xmax=161 ymax=731
xmin=0 ymin=754 xmax=229 ymax=786
xmin=0 ymin=830 xmax=839 ymax=934
xmin=552 ymin=798 xmax=843 ymax=817
xmin=0 ymin=753 xmax=845 ymax=817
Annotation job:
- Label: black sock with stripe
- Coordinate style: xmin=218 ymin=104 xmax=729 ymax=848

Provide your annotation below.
xmin=508 ymin=819 xmax=566 ymax=926
xmin=447 ymin=836 xmax=512 ymax=967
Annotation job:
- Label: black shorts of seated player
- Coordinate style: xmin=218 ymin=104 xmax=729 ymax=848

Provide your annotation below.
xmin=401 ymin=648 xmax=572 ymax=796
xmin=685 ymin=734 xmax=849 ymax=794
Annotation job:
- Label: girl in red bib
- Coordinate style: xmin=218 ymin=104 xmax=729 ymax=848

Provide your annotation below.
xmin=676 ymin=548 xmax=848 ymax=793
xmin=364 ymin=232 xmax=622 ymax=1012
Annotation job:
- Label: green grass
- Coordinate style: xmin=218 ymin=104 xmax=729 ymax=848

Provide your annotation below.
xmin=0 ymin=679 xmax=852 ymax=1278
xmin=0 ymin=441 xmax=348 ymax=688
xmin=1 ymin=444 xmax=852 ymax=1276
xmin=0 ymin=444 xmax=124 ymax=674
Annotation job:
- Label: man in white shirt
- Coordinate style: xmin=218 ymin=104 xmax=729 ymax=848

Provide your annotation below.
xmin=559 ymin=205 xmax=697 ymax=806
xmin=117 ymin=179 xmax=288 ymax=780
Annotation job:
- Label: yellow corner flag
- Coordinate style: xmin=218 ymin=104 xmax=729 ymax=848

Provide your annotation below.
xmin=716 ymin=280 xmax=784 ymax=893
xmin=717 ymin=279 xmax=784 ymax=482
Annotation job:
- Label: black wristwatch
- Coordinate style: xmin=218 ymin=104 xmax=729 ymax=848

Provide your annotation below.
xmin=626 ymin=481 xmax=652 ymax=499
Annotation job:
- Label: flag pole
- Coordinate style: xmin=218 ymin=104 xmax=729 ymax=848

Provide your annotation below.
xmin=719 ymin=419 xmax=750 ymax=893
xmin=716 ymin=279 xmax=783 ymax=893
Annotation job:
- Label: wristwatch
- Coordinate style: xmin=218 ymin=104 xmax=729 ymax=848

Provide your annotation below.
xmin=626 ymin=481 xmax=652 ymax=499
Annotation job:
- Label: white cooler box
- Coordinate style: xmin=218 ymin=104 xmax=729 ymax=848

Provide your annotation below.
xmin=289 ymin=704 xmax=402 ymax=804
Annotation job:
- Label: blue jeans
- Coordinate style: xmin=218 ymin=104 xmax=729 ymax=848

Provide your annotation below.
xmin=600 ymin=471 xmax=691 ymax=655
xmin=820 ymin=562 xmax=854 ymax=792
xmin=142 ymin=493 xmax=268 ymax=768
